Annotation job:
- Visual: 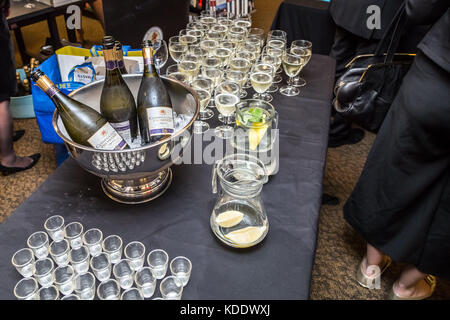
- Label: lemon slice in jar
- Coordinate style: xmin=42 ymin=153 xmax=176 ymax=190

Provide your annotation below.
xmin=224 ymin=226 xmax=267 ymax=247
xmin=215 ymin=211 xmax=244 ymax=228
xmin=248 ymin=122 xmax=269 ymax=151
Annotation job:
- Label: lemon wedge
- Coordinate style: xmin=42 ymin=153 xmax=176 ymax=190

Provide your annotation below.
xmin=249 ymin=122 xmax=269 ymax=151
xmin=224 ymin=226 xmax=267 ymax=247
xmin=215 ymin=211 xmax=244 ymax=228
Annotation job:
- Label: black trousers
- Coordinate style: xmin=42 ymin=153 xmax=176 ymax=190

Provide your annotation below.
xmin=329 ymin=27 xmax=378 ymax=138
xmin=344 ymin=52 xmax=450 ymax=279
xmin=0 ymin=13 xmax=16 ymax=102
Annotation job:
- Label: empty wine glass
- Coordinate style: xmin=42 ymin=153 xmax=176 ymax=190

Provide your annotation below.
xmin=153 ymin=40 xmax=168 ymax=71
xmin=280 ymin=51 xmax=304 ymax=96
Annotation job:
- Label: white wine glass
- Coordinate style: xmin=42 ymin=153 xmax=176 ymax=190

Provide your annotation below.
xmin=166 ymin=64 xmax=189 ymax=84
xmin=265 ymin=47 xmax=284 ymax=82
xmin=193 ymin=89 xmax=212 ymax=134
xmin=250 ymin=63 xmax=275 ymax=102
xmin=191 ymin=77 xmax=214 ymax=120
xmin=169 ymin=42 xmax=188 ymax=63
xmin=179 ymin=54 xmax=201 ymax=83
xmin=225 ymin=70 xmax=248 ymax=98
xmin=280 ymin=52 xmax=304 ymax=96
xmin=213 ymin=47 xmax=233 ymax=68
xmin=260 ymin=54 xmax=281 ymax=93
xmin=214 ymin=81 xmax=241 ymax=139
xmin=200 ymin=39 xmax=219 ymax=57
xmin=290 ymin=40 xmax=312 ymax=87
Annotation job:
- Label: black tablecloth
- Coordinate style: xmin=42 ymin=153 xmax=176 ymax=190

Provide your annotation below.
xmin=271 ymin=0 xmax=336 ymax=55
xmin=0 ymin=54 xmax=335 ymax=300
xmin=7 ymin=0 xmax=53 ymax=24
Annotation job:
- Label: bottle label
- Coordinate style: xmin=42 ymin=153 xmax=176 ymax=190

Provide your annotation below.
xmin=87 ymin=123 xmax=128 ymax=150
xmin=45 ymin=85 xmax=59 ymax=98
xmin=146 ymin=107 xmax=174 ymax=136
xmin=105 ymin=60 xmax=117 ymax=70
xmin=110 ymin=120 xmax=132 ymax=144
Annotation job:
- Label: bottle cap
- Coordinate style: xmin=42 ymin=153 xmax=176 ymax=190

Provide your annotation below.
xmin=31 ymin=69 xmax=45 ymax=82
xmin=142 ymin=40 xmax=152 ymax=48
xmin=115 ymin=41 xmax=122 ymax=50
xmin=102 ymin=36 xmax=116 ymax=49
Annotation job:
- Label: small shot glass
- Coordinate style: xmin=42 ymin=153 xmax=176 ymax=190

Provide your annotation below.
xmin=61 ymin=294 xmax=80 ymax=300
xmin=82 ymin=228 xmax=103 ymax=257
xmin=147 ymin=249 xmax=169 ymax=280
xmin=49 ymin=239 xmax=70 ymax=267
xmin=121 ymin=287 xmax=144 ymax=300
xmin=113 ymin=259 xmax=134 ymax=289
xmin=14 ymin=277 xmax=38 ymax=300
xmin=97 ymin=279 xmax=120 ymax=300
xmin=11 ymin=248 xmax=35 ymax=277
xmin=69 ymin=245 xmax=90 ymax=274
xmin=73 ymin=272 xmax=95 ymax=300
xmin=102 ymin=235 xmax=123 ymax=264
xmin=36 ymin=285 xmax=59 ymax=300
xmin=44 ymin=215 xmax=65 ymax=241
xmin=135 ymin=267 xmax=156 ymax=298
xmin=160 ymin=276 xmax=183 ymax=300
xmin=64 ymin=222 xmax=84 ymax=249
xmin=170 ymin=256 xmax=192 ymax=287
xmin=90 ymin=252 xmax=111 ymax=282
xmin=27 ymin=231 xmax=49 ymax=259
xmin=33 ymin=257 xmax=54 ymax=287
xmin=124 ymin=241 xmax=145 ymax=271
xmin=53 ymin=265 xmax=75 ymax=296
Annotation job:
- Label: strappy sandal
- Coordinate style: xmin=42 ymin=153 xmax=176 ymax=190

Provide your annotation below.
xmin=356 ymin=255 xmax=392 ymax=289
xmin=389 ymin=274 xmax=436 ymax=300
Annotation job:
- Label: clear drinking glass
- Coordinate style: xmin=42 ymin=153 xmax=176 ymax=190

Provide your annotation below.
xmin=33 ymin=257 xmax=54 ymax=287
xmin=27 ymin=231 xmax=49 ymax=259
xmin=268 ymin=30 xmax=287 ymax=42
xmin=113 ymin=259 xmax=134 ymax=289
xmin=90 ymin=252 xmax=112 ymax=282
xmin=102 ymin=235 xmax=123 ymax=264
xmin=11 ymin=248 xmax=35 ymax=277
xmin=260 ymin=54 xmax=281 ymax=92
xmin=289 ymin=40 xmax=312 ymax=87
xmin=97 ymin=279 xmax=120 ymax=300
xmin=82 ymin=228 xmax=103 ymax=257
xmin=73 ymin=272 xmax=96 ymax=300
xmin=160 ymin=276 xmax=183 ymax=300
xmin=147 ymin=249 xmax=169 ymax=280
xmin=49 ymin=239 xmax=70 ymax=267
xmin=225 ymin=70 xmax=248 ymax=98
xmin=124 ymin=241 xmax=146 ymax=271
xmin=265 ymin=47 xmax=284 ymax=82
xmin=53 ymin=265 xmax=75 ymax=296
xmin=213 ymin=47 xmax=232 ymax=68
xmin=14 ymin=277 xmax=38 ymax=300
xmin=248 ymin=28 xmax=265 ymax=43
xmin=280 ymin=52 xmax=304 ymax=97
xmin=200 ymin=39 xmax=219 ymax=56
xmin=251 ymin=63 xmax=275 ymax=102
xmin=69 ymin=246 xmax=90 ymax=274
xmin=193 ymin=89 xmax=212 ymax=134
xmin=64 ymin=222 xmax=84 ymax=249
xmin=169 ymin=42 xmax=188 ymax=63
xmin=170 ymin=256 xmax=192 ymax=287
xmin=214 ymin=81 xmax=241 ymax=139
xmin=134 ymin=267 xmax=157 ymax=298
xmin=61 ymin=294 xmax=79 ymax=300
xmin=44 ymin=215 xmax=65 ymax=241
xmin=202 ymin=67 xmax=223 ymax=89
xmin=121 ymin=288 xmax=144 ymax=300
xmin=153 ymin=40 xmax=169 ymax=71
xmin=166 ymin=64 xmax=189 ymax=84
xmin=36 ymin=285 xmax=59 ymax=300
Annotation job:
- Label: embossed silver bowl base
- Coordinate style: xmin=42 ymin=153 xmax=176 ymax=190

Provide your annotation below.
xmin=101 ymin=168 xmax=173 ymax=204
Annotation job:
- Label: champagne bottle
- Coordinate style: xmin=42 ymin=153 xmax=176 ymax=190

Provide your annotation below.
xmin=31 ymin=69 xmax=129 ymax=150
xmin=15 ymin=73 xmax=25 ymax=96
xmin=100 ymin=36 xmax=138 ymax=144
xmin=137 ymin=40 xmax=175 ymax=144
xmin=22 ymin=79 xmax=31 ymax=95
xmin=115 ymin=41 xmax=128 ymax=75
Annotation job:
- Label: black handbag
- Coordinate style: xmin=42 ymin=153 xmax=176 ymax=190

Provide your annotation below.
xmin=333 ymin=2 xmax=415 ymax=133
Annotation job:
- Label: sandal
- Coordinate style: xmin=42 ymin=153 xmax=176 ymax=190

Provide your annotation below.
xmin=356 ymin=255 xmax=392 ymax=289
xmin=389 ymin=274 xmax=436 ymax=300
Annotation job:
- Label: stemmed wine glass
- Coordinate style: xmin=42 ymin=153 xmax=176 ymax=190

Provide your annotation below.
xmin=191 ymin=76 xmax=214 ymax=121
xmin=166 ymin=64 xmax=189 ymax=84
xmin=250 ymin=63 xmax=275 ymax=102
xmin=225 ymin=70 xmax=248 ymax=98
xmin=280 ymin=51 xmax=304 ymax=97
xmin=192 ymin=89 xmax=212 ymax=134
xmin=169 ymin=37 xmax=188 ymax=63
xmin=260 ymin=54 xmax=281 ymax=93
xmin=289 ymin=40 xmax=312 ymax=87
xmin=214 ymin=81 xmax=241 ymax=139
xmin=151 ymin=40 xmax=168 ymax=73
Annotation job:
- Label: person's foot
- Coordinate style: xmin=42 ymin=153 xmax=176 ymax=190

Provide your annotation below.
xmin=328 ymin=128 xmax=365 ymax=148
xmin=392 ymin=275 xmax=436 ymax=300
xmin=13 ymin=130 xmax=25 ymax=142
xmin=0 ymin=154 xmax=40 ymax=175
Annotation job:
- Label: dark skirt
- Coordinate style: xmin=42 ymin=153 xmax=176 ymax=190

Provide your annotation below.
xmin=0 ymin=13 xmax=16 ymax=102
xmin=344 ymin=51 xmax=450 ymax=279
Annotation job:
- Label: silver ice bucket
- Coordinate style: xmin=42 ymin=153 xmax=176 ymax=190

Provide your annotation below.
xmin=52 ymin=75 xmax=200 ymax=204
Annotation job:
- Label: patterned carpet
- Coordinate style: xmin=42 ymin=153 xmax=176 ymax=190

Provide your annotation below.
xmin=2 ymin=0 xmax=449 ymax=300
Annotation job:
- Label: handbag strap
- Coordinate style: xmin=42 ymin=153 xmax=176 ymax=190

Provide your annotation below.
xmin=374 ymin=2 xmax=408 ymax=62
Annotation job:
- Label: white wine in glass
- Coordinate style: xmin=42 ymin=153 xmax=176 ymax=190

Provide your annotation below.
xmin=280 ymin=53 xmax=303 ymax=96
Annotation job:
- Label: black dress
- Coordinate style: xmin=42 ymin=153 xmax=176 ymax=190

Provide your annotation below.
xmin=344 ymin=1 xmax=450 ymax=279
xmin=0 ymin=0 xmax=16 ymax=102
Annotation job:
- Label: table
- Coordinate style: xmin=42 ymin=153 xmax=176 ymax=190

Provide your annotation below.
xmin=7 ymin=0 xmax=92 ymax=64
xmin=271 ymin=0 xmax=336 ymax=55
xmin=0 ymin=54 xmax=336 ymax=299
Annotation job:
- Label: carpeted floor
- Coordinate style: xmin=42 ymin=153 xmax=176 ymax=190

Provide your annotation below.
xmin=2 ymin=0 xmax=449 ymax=300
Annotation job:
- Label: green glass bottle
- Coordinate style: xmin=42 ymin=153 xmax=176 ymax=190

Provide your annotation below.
xmin=137 ymin=40 xmax=174 ymax=144
xmin=115 ymin=41 xmax=128 ymax=75
xmin=100 ymin=36 xmax=138 ymax=144
xmin=32 ymin=69 xmax=128 ymax=150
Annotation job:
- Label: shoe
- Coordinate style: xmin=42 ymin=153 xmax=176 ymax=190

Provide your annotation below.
xmin=0 ymin=154 xmax=41 ymax=176
xmin=328 ymin=128 xmax=365 ymax=148
xmin=13 ymin=130 xmax=25 ymax=142
xmin=322 ymin=193 xmax=339 ymax=206
xmin=356 ymin=255 xmax=392 ymax=289
xmin=389 ymin=275 xmax=436 ymax=300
